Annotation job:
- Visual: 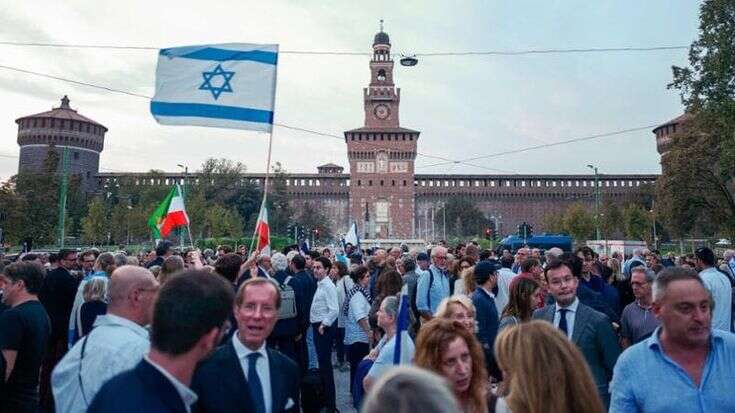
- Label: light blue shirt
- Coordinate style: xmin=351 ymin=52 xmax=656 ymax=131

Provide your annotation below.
xmin=52 ymin=314 xmax=149 ymax=413
xmin=610 ymin=327 xmax=735 ymax=413
xmin=367 ymin=334 xmax=415 ymax=381
xmin=699 ymin=267 xmax=732 ymax=332
xmin=553 ymin=297 xmax=579 ymax=339
xmin=416 ymin=265 xmax=451 ymax=315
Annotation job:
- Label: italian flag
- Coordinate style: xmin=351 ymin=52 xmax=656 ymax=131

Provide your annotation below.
xmin=147 ymin=185 xmax=190 ymax=239
xmin=254 ymin=201 xmax=271 ymax=255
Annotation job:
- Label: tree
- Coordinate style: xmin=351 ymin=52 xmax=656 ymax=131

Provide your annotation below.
xmin=82 ymin=197 xmax=108 ymax=244
xmin=293 ymin=202 xmax=333 ymax=241
xmin=562 ymin=203 xmax=595 ymax=242
xmin=662 ymin=0 xmax=735 ymax=238
xmin=204 ymin=204 xmax=243 ymax=238
xmin=622 ymin=203 xmax=651 ymax=243
xmin=542 ymin=210 xmax=567 ymax=234
xmin=267 ymin=162 xmax=293 ymax=236
xmin=434 ymin=197 xmax=489 ymax=238
xmin=600 ymin=200 xmax=623 ymax=239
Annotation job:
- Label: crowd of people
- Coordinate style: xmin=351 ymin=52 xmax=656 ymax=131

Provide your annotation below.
xmin=1 ymin=239 xmax=735 ymax=412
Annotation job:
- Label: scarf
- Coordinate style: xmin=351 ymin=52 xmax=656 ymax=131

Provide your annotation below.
xmin=343 ymin=284 xmax=372 ymax=317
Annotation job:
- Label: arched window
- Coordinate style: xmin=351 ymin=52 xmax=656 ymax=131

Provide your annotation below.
xmin=377 ymin=69 xmax=386 ymax=81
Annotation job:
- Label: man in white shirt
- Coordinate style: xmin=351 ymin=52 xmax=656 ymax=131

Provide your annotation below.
xmin=52 ymin=266 xmax=158 ymax=413
xmin=308 ymin=256 xmax=339 ymax=411
xmin=696 ymin=248 xmax=733 ymax=331
xmin=192 ymin=277 xmax=300 ymax=413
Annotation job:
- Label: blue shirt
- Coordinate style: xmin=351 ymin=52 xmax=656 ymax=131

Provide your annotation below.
xmin=416 ymin=265 xmax=450 ymax=315
xmin=610 ymin=327 xmax=735 ymax=413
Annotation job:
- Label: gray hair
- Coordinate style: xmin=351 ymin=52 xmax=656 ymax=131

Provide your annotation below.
xmin=271 ymin=253 xmax=288 ymax=272
xmin=362 ymin=366 xmax=460 ymax=413
xmin=286 ymin=250 xmax=300 ymax=262
xmin=652 ymin=266 xmax=705 ymax=302
xmin=380 ymin=295 xmax=400 ymax=318
xmin=631 ymin=267 xmax=656 ymax=283
xmin=114 ymin=253 xmax=128 ymax=268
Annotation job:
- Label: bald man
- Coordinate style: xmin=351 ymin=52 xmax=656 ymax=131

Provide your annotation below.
xmin=52 ymin=266 xmax=159 ymax=413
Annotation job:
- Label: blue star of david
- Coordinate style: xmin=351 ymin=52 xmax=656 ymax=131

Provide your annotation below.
xmin=199 ymin=64 xmax=235 ymax=100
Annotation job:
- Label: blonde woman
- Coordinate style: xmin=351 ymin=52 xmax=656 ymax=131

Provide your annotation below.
xmin=434 ymin=294 xmax=476 ymax=332
xmin=494 ymin=320 xmax=605 ymax=413
xmin=69 ymin=252 xmax=115 ymax=345
xmin=79 ymin=277 xmax=108 ymax=336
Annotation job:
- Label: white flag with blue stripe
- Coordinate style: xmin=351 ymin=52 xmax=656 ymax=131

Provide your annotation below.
xmin=151 ymin=43 xmax=278 ymax=132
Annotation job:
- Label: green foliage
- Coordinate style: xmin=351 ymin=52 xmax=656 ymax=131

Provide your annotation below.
xmin=204 ymin=204 xmax=243 ymax=238
xmin=622 ymin=204 xmax=651 ymax=242
xmin=293 ymin=201 xmax=333 ymax=240
xmin=662 ymin=0 xmax=735 ymax=239
xmin=562 ymin=203 xmax=596 ymax=241
xmin=81 ymin=197 xmax=108 ymax=244
xmin=434 ymin=197 xmax=489 ymax=238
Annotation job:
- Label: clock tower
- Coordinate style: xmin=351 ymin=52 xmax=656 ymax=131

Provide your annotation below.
xmin=344 ymin=23 xmax=419 ymax=239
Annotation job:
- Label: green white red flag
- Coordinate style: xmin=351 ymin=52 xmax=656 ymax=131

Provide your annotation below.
xmin=254 ymin=201 xmax=271 ymax=255
xmin=147 ymin=185 xmax=190 ymax=239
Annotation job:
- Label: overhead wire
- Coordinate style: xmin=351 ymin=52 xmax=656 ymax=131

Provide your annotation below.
xmin=0 ymin=40 xmax=688 ymax=57
xmin=0 ymin=63 xmax=516 ymax=174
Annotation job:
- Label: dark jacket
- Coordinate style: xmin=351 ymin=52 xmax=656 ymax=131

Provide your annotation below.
xmin=533 ymin=301 xmax=620 ymax=404
xmin=39 ymin=267 xmax=79 ymax=341
xmin=88 ymin=359 xmax=188 ymax=413
xmin=145 ymin=256 xmax=164 ymax=269
xmin=192 ymin=341 xmax=300 ymax=413
xmin=471 ymin=287 xmax=501 ymax=379
xmin=292 ymin=270 xmax=316 ymax=335
xmin=546 ymin=284 xmax=620 ymax=324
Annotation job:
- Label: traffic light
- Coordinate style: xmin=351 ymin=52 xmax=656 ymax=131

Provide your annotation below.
xmin=518 ymin=222 xmax=533 ymax=239
xmin=313 ymin=227 xmax=320 ymax=239
xmin=484 ymin=228 xmax=492 ymax=240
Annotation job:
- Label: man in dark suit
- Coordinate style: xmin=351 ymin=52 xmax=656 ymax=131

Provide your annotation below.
xmin=533 ymin=259 xmax=621 ymax=408
xmin=471 ymin=260 xmax=501 ymax=380
xmin=193 ymin=277 xmax=300 ymax=413
xmin=146 ymin=240 xmax=173 ymax=269
xmin=88 ymin=270 xmax=235 ymax=413
xmin=38 ymin=248 xmax=79 ymax=411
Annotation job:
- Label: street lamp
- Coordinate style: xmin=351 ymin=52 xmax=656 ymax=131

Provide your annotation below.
xmin=650 ymin=199 xmax=658 ymax=249
xmin=587 ymin=164 xmax=601 ymax=241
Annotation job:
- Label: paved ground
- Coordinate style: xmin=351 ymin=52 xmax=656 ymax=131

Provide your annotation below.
xmin=335 ymin=361 xmax=357 ymax=413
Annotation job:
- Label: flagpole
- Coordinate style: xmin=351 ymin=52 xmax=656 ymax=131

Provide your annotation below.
xmin=249 ymin=50 xmax=279 ymax=256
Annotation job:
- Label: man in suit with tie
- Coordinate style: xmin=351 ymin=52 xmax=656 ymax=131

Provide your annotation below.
xmin=88 ymin=270 xmax=235 ymax=413
xmin=533 ymin=258 xmax=620 ymax=408
xmin=193 ymin=277 xmax=300 ymax=413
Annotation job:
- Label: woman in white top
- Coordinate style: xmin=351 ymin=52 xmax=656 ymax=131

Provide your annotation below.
xmin=342 ymin=265 xmax=372 ymax=395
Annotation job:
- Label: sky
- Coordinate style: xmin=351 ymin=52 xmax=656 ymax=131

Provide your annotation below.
xmin=0 ymin=0 xmax=702 ymax=181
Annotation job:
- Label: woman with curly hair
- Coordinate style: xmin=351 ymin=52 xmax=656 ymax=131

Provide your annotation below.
xmin=414 ymin=318 xmax=488 ymax=413
xmin=498 ymin=277 xmax=541 ymax=332
xmin=452 ymin=257 xmax=477 ymax=295
xmin=494 ymin=320 xmax=605 ymax=413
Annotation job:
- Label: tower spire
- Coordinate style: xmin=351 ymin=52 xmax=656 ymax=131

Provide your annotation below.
xmin=379 ymin=19 xmax=384 ymax=32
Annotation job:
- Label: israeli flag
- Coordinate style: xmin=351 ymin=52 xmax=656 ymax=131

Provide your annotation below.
xmin=150 ymin=43 xmax=278 ymax=132
xmin=393 ymin=287 xmax=413 ymax=365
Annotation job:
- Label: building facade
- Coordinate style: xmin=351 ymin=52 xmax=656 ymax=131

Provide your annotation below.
xmin=16 ymin=30 xmax=671 ymax=240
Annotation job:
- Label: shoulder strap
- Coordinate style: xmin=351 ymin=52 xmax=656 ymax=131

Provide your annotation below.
xmin=427 ymin=268 xmax=435 ymax=309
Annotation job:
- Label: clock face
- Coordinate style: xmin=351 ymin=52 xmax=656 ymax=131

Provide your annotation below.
xmin=374 ymin=104 xmax=390 ymax=120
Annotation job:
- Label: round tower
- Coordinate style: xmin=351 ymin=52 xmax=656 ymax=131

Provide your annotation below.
xmin=652 ymin=113 xmax=690 ymax=172
xmin=15 ymin=95 xmax=107 ymax=192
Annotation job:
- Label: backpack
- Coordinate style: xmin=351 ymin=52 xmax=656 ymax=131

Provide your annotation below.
xmin=277 ymin=276 xmax=297 ymax=320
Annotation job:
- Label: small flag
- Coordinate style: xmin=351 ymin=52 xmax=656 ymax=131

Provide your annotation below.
xmin=393 ymin=288 xmax=413 ymax=365
xmin=254 ymin=201 xmax=271 ymax=256
xmin=344 ymin=222 xmax=360 ymax=250
xmin=147 ymin=185 xmax=190 ymax=239
xmin=150 ymin=43 xmax=278 ymax=132
xmin=300 ymin=238 xmax=310 ymax=255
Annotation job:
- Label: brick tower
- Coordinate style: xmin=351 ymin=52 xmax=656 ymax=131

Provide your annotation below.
xmin=15 ymin=96 xmax=107 ymax=192
xmin=344 ymin=23 xmax=420 ymax=239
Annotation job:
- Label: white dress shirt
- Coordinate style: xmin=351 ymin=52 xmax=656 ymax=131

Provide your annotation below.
xmin=233 ymin=333 xmax=272 ymax=413
xmin=495 ymin=268 xmax=515 ymax=314
xmin=52 ymin=313 xmax=150 ymax=413
xmin=144 ymin=355 xmax=198 ymax=413
xmin=309 ymin=276 xmax=339 ymax=326
xmin=553 ymin=297 xmax=580 ymax=339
